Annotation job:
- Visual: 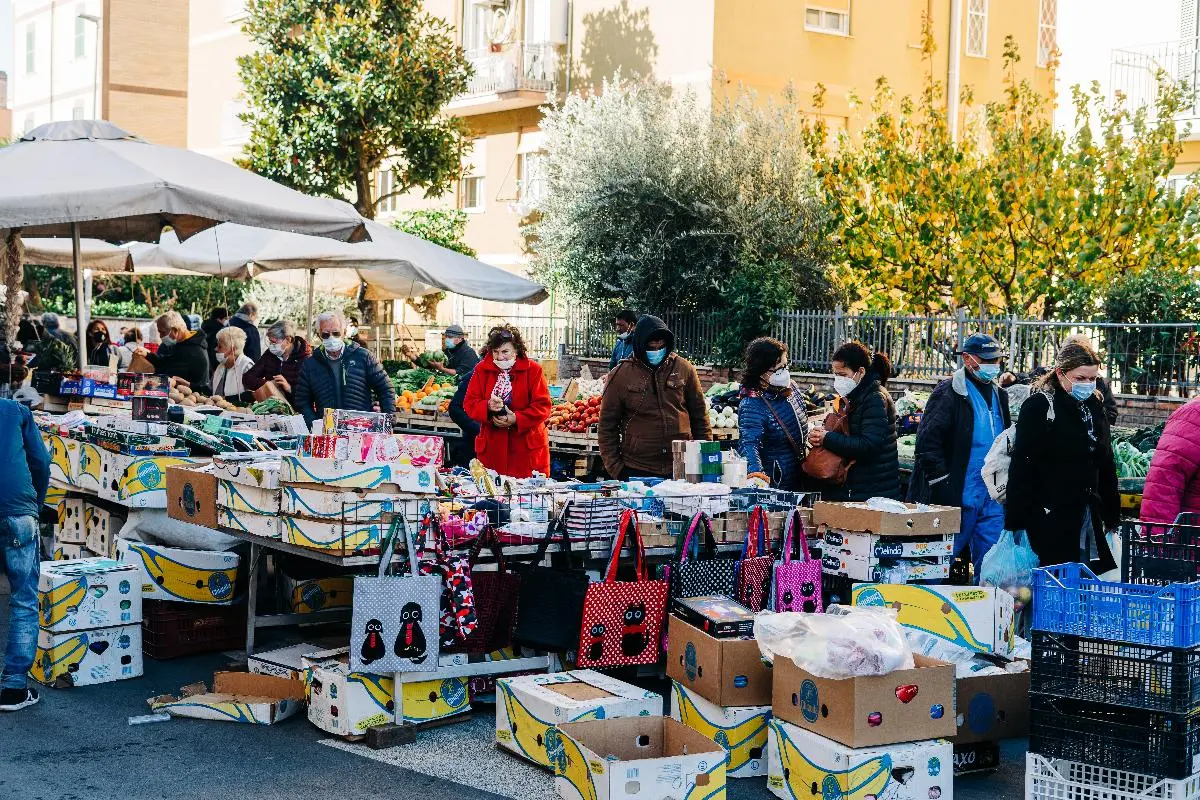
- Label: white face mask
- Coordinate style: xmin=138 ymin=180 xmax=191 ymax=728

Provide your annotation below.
xmin=768 ymin=368 xmax=791 ymax=388
xmin=160 ymin=335 xmax=176 ymax=347
xmin=493 ymin=356 xmax=516 ymax=371
xmin=832 ymin=375 xmax=859 ymax=397
xmin=268 ymin=342 xmax=285 ymax=359
xmin=323 ymin=335 xmax=344 ymax=355
xmin=617 ymin=332 xmax=630 ymax=340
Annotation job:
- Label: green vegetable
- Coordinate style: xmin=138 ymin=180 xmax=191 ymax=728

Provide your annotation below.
xmin=251 ymin=397 xmax=294 ymax=415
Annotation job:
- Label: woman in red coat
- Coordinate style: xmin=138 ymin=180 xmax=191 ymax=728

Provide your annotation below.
xmin=463 ymin=325 xmax=552 ymax=478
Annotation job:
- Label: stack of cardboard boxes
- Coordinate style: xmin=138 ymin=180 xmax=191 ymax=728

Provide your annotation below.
xmin=31 ymin=558 xmax=143 ymax=686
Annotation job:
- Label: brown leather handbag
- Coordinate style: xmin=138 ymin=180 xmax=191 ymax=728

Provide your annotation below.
xmin=801 ymin=406 xmax=854 ymax=484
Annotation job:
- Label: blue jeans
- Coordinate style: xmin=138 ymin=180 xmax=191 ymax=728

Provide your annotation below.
xmin=1 ymin=516 xmax=40 ymax=690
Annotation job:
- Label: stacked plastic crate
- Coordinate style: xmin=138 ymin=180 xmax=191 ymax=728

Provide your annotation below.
xmin=1027 ymin=519 xmax=1200 ymax=800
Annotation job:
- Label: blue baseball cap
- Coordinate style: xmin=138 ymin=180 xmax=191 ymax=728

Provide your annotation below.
xmin=961 ymin=333 xmax=1006 ymax=360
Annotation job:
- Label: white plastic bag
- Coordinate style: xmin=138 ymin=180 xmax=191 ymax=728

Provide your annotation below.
xmin=754 ymin=605 xmax=915 ymax=679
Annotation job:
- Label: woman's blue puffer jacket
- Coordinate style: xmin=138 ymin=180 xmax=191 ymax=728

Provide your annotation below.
xmin=738 ymin=387 xmax=808 ymax=489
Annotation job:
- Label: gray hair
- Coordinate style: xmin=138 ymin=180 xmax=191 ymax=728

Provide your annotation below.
xmin=316 ymin=311 xmax=344 ymax=330
xmin=216 ymin=326 xmax=246 ymax=354
xmin=155 ymin=310 xmax=187 ymax=334
xmin=266 ymin=319 xmax=296 ymax=341
xmin=236 ymin=302 xmax=258 ymax=317
xmin=41 ymin=312 xmax=59 ymax=328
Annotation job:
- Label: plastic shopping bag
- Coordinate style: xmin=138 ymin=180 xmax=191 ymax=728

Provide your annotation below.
xmin=753 ymin=605 xmax=914 ymax=679
xmin=979 ymin=529 xmax=1040 ymax=612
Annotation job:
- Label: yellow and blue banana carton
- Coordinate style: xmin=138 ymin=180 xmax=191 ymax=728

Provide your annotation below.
xmin=44 ymin=433 xmax=76 ymax=486
xmin=670 ymin=681 xmax=770 ymax=779
xmin=301 ymin=647 xmax=470 ymax=735
xmin=116 ymin=539 xmax=240 ymax=605
xmin=851 ymin=583 xmax=1015 ymax=658
xmin=211 ymin=454 xmax=282 ymax=488
xmin=286 ymin=575 xmax=354 ymax=614
xmin=71 ymin=441 xmax=105 ymax=493
xmin=55 ymin=497 xmax=87 ymax=545
xmin=767 ymin=718 xmax=953 ymax=800
xmin=103 ymin=452 xmax=203 ymax=508
xmin=150 ymin=671 xmax=306 ymax=725
xmin=218 ymin=506 xmax=282 ymax=539
xmin=84 ymin=503 xmax=121 ymax=558
xmin=555 ymin=716 xmax=727 ymax=800
xmin=280 ymin=515 xmax=383 ymax=554
xmin=216 ymin=479 xmax=281 ymax=516
xmin=279 ymin=484 xmax=411 ymax=523
xmin=497 ymin=670 xmax=662 ymax=769
xmin=38 ymin=558 xmax=142 ymax=632
xmin=52 ymin=543 xmax=92 ymax=561
xmin=280 ymin=454 xmax=436 ymax=492
xmin=44 ymin=483 xmax=67 ymax=516
xmin=31 ymin=623 xmax=143 ymax=687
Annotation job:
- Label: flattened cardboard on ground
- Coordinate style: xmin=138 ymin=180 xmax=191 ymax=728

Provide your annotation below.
xmin=852 ymin=583 xmax=1016 ymax=657
xmin=150 ymin=671 xmax=306 ymax=725
xmin=814 ymin=501 xmax=961 ymax=535
xmin=771 ymin=654 xmax=956 ymax=748
xmin=32 ymin=623 xmax=143 ymax=687
xmin=954 ymin=666 xmax=1030 ymax=744
xmin=166 ymin=465 xmax=219 ymax=528
xmin=670 ymin=680 xmax=771 ymax=779
xmin=247 ymin=643 xmax=323 ymax=681
xmin=38 ymin=558 xmax=142 ymax=631
xmin=497 ymin=670 xmax=662 ymax=768
xmin=767 ymin=718 xmax=953 ymax=800
xmin=555 ymin=716 xmax=727 ymax=800
xmin=666 ymin=616 xmax=772 ymax=708
xmin=116 ymin=539 xmax=239 ymax=605
xmin=216 ymin=479 xmax=281 ymax=515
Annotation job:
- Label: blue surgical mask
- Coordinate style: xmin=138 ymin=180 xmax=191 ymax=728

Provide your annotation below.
xmin=646 ymin=348 xmax=666 ymax=366
xmin=976 ymin=364 xmax=1001 ymax=383
xmin=160 ymin=336 xmax=175 ymax=347
xmin=444 ymin=337 xmax=457 ymax=350
xmin=1070 ymin=380 xmax=1096 ymax=402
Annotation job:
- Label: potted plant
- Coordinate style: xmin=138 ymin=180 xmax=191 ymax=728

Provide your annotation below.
xmin=31 ymin=337 xmax=77 ymax=394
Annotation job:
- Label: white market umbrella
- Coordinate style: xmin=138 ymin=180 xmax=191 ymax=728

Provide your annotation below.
xmin=0 ymin=120 xmax=366 ymax=365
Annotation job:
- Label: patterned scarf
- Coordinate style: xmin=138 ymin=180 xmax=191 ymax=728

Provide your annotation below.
xmin=493 ymin=368 xmax=513 ymax=403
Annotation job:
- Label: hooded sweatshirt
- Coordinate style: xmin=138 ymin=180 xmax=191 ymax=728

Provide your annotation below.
xmin=598 ymin=315 xmax=710 ymax=478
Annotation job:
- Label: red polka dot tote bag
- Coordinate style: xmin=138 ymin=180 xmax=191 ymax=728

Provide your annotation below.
xmin=735 ymin=505 xmax=776 ymax=612
xmin=576 ymin=509 xmax=668 ymax=669
xmin=773 ymin=507 xmax=823 ymax=613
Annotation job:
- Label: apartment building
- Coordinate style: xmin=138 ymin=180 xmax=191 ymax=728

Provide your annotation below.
xmin=11 ymin=0 xmax=189 ymax=144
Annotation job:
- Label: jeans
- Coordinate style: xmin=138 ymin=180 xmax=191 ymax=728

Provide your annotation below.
xmin=1 ymin=516 xmax=40 ymax=690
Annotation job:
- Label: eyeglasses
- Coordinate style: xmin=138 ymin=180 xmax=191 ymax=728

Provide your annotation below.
xmin=489 ymin=329 xmax=514 ymax=342
xmin=319 ymin=331 xmax=342 ymax=340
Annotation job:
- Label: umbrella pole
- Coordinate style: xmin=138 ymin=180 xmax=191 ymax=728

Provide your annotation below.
xmin=306 ymin=268 xmax=315 ymax=337
xmin=72 ymin=222 xmax=87 ymax=369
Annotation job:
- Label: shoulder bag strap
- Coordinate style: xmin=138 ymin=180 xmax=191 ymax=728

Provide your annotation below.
xmin=743 ymin=506 xmax=767 ymax=559
xmin=377 ymin=516 xmax=402 ymax=578
xmin=792 ymin=508 xmax=813 ymax=563
xmin=765 ymin=397 xmax=807 ymax=460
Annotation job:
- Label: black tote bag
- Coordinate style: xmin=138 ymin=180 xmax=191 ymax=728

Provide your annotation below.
xmin=512 ymin=512 xmax=590 ymax=653
xmin=666 ymin=512 xmax=739 ymax=607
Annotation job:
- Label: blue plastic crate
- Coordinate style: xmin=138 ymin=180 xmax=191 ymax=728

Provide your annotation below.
xmin=1033 ymin=563 xmax=1200 ymax=648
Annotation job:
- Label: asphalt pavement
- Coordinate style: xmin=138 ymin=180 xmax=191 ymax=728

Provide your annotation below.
xmin=0 ymin=585 xmax=1026 ymax=800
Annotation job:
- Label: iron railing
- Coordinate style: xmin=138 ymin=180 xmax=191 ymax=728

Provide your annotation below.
xmin=1111 ymin=37 xmax=1200 ymax=120
xmin=460 ymin=41 xmax=563 ymax=97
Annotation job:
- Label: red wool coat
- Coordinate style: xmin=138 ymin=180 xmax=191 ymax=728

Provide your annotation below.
xmin=463 ymin=355 xmax=552 ymax=478
xmin=1141 ymin=398 xmax=1200 ymax=523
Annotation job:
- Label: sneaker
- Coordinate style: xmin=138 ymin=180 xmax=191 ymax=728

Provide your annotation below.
xmin=0 ymin=687 xmax=40 ymax=712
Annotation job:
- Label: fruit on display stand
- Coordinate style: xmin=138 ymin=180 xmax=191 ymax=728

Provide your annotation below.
xmin=575 ymin=377 xmax=605 ymax=398
xmin=547 ymin=397 xmax=601 ymax=432
xmin=414 ymin=350 xmax=448 ymax=369
xmin=168 ymin=377 xmax=242 ymax=410
xmin=709 ymin=405 xmax=738 ymax=430
xmin=801 ymin=385 xmax=836 ymax=414
xmin=399 ymin=381 xmax=456 ymax=413
xmin=705 ymin=381 xmax=739 ymax=398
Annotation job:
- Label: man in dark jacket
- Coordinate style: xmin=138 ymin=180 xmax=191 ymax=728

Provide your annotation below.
xmin=447 ymin=368 xmax=480 ymax=468
xmin=910 ymin=333 xmax=1011 ymax=579
xmin=599 ymin=315 xmax=711 ymax=479
xmin=0 ymin=398 xmax=50 ymax=711
xmin=294 ymin=311 xmax=396 ymax=427
xmin=437 ymin=324 xmax=480 ymax=378
xmin=140 ymin=311 xmax=212 ymax=396
xmin=608 ymin=310 xmax=638 ymax=370
xmin=227 ymin=302 xmax=262 ymax=361
xmin=201 ymin=307 xmax=228 ymax=375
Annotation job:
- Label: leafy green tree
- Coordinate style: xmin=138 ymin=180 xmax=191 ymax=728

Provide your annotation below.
xmin=530 ymin=79 xmax=834 ymax=363
xmin=806 ymin=28 xmax=1200 ymax=319
xmin=390 ymin=208 xmax=474 ymax=321
xmin=238 ymin=0 xmax=472 ymax=218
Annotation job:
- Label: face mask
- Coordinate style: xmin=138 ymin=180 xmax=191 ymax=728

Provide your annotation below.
xmin=646 ymin=348 xmax=666 ymax=366
xmin=832 ymin=375 xmax=859 ymax=397
xmin=345 ymin=325 xmax=358 ymax=338
xmin=976 ymin=363 xmax=1001 ymax=383
xmin=323 ymin=336 xmax=344 ymax=354
xmin=768 ymin=368 xmax=791 ymax=388
xmin=268 ymin=343 xmax=285 ymax=359
xmin=91 ymin=332 xmax=106 ymax=342
xmin=444 ymin=337 xmax=457 ymax=350
xmin=1070 ymin=380 xmax=1096 ymax=402
xmin=493 ymin=356 xmax=516 ymax=371
xmin=160 ymin=336 xmax=175 ymax=347
xmin=617 ymin=332 xmax=630 ymax=340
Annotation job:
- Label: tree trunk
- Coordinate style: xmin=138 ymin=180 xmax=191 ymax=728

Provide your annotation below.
xmin=354 ymin=153 xmax=376 ymax=219
xmin=2 ymin=230 xmax=24 ymax=349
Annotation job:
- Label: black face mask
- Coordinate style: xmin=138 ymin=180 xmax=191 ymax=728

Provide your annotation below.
xmin=91 ymin=332 xmax=106 ymax=342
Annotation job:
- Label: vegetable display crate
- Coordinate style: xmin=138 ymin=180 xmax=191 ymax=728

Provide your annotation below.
xmin=142 ymin=600 xmax=247 ymax=660
xmin=1029 ymin=692 xmax=1200 ymax=779
xmin=1033 ymin=563 xmax=1200 ymax=648
xmin=1026 ymin=752 xmax=1200 ymax=800
xmin=1123 ymin=520 xmax=1200 ymax=587
xmin=1031 ymin=631 xmax=1200 ymax=714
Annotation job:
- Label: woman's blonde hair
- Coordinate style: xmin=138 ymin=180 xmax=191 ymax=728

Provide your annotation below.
xmin=216 ymin=326 xmax=246 ymax=355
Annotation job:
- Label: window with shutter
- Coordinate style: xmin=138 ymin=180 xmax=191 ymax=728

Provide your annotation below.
xmin=1037 ymin=0 xmax=1057 ymax=67
xmin=966 ymin=0 xmax=988 ymax=58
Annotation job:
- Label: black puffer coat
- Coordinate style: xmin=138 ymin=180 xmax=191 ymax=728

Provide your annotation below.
xmin=146 ymin=330 xmax=211 ymax=396
xmin=293 ymin=342 xmax=396 ymax=426
xmin=819 ymin=372 xmax=902 ymax=501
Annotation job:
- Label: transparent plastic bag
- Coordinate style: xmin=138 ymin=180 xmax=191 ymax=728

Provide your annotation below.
xmin=979 ymin=529 xmax=1040 ymax=611
xmin=753 ymin=605 xmax=915 ymax=679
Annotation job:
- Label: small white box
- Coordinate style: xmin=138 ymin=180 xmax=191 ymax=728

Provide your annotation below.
xmin=31 ymin=624 xmax=143 ymax=687
xmin=767 ymin=718 xmax=952 ymax=800
xmin=38 ymin=558 xmax=142 ymax=631
xmin=670 ymin=680 xmax=770 ymax=778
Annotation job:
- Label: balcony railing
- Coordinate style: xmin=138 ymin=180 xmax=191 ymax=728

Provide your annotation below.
xmin=1111 ymin=37 xmax=1200 ymax=120
xmin=461 ymin=41 xmax=562 ymax=98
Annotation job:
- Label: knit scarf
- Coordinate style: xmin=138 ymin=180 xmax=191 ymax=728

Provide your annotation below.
xmin=493 ymin=369 xmax=513 ymax=403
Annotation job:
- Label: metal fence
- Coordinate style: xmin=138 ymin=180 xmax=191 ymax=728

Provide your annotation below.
xmin=448 ymin=309 xmax=1200 ymax=396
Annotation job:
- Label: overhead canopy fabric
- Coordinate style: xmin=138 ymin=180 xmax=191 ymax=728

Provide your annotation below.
xmin=0 ymin=121 xmax=366 ymax=243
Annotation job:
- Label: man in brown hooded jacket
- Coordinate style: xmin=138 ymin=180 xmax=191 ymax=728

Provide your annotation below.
xmin=599 ymin=315 xmax=711 ymax=479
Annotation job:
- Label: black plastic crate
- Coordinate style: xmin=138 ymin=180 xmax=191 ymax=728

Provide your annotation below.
xmin=1122 ymin=519 xmax=1200 ymax=586
xmin=142 ymin=600 xmax=246 ymax=660
xmin=822 ymin=573 xmax=858 ymax=606
xmin=1029 ymin=692 xmax=1200 ymax=779
xmin=1031 ymin=631 xmax=1200 ymax=714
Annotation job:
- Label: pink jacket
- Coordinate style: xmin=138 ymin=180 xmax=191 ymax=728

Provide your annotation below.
xmin=1141 ymin=399 xmax=1200 ymax=523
